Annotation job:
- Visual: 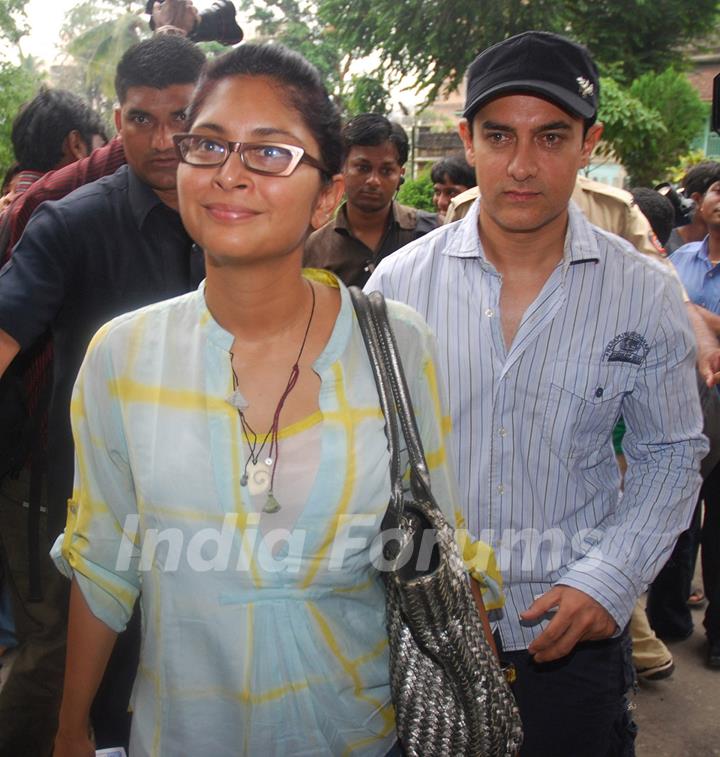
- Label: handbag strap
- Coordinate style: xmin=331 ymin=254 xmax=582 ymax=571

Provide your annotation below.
xmin=349 ymin=287 xmax=403 ymax=511
xmin=366 ymin=291 xmax=432 ymax=501
xmin=349 ymin=287 xmax=434 ymax=511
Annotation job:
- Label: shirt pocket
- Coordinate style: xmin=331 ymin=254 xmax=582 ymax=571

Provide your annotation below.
xmin=541 ymin=361 xmax=637 ymax=464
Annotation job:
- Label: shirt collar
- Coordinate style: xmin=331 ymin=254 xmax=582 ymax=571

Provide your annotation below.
xmin=693 ymin=235 xmax=711 ymax=263
xmin=392 ymin=201 xmax=417 ymax=230
xmin=333 ymin=201 xmax=408 ymax=234
xmin=127 ymin=166 xmax=169 ymax=229
xmin=441 ymin=196 xmax=601 ymax=270
xmin=14 ymin=170 xmax=43 ymax=196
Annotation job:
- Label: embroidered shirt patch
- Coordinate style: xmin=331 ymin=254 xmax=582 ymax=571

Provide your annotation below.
xmin=603 ymin=332 xmax=649 ymax=365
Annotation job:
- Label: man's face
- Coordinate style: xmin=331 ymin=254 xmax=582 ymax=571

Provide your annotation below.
xmin=114 ymin=83 xmax=195 ymax=192
xmin=459 ymin=94 xmax=602 ymax=236
xmin=699 ymin=181 xmax=720 ymax=231
xmin=343 ymin=141 xmax=404 ymax=214
xmin=433 ymin=175 xmax=472 ymax=214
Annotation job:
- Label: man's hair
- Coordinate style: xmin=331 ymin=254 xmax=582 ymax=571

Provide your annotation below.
xmin=342 ymin=114 xmax=409 ymax=166
xmin=430 ymin=155 xmax=476 ymax=188
xmin=115 ymin=35 xmax=206 ymax=103
xmin=11 ymin=87 xmax=107 ymax=173
xmin=681 ymin=161 xmax=720 ymax=198
xmin=631 ymin=187 xmax=674 ymax=247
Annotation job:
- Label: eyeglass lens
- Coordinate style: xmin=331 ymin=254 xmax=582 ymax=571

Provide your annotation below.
xmin=179 ymin=136 xmax=297 ymax=174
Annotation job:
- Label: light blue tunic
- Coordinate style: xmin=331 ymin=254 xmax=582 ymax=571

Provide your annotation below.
xmin=52 ymin=272 xmax=496 ymax=756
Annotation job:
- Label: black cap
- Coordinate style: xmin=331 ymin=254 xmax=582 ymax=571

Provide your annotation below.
xmin=463 ymin=31 xmax=599 ymax=122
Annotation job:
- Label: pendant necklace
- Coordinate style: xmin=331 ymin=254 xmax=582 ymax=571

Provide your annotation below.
xmin=230 ymin=281 xmax=316 ymax=514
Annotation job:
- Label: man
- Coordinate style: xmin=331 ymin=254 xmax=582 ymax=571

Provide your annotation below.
xmin=665 ymin=161 xmax=720 ymax=255
xmin=430 ymin=154 xmax=476 ymax=220
xmin=304 ymin=113 xmax=437 ymax=286
xmin=5 ymin=87 xmax=107 ymax=206
xmin=367 ymin=31 xmax=706 ymax=755
xmin=0 ymin=34 xmax=205 ymax=755
xmin=649 ymin=179 xmax=720 ymax=668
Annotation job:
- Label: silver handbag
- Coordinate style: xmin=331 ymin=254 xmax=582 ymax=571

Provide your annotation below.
xmin=350 ymin=288 xmax=523 ymax=757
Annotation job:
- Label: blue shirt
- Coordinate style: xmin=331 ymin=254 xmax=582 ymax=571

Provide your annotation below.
xmin=669 ymin=236 xmax=720 ymax=313
xmin=366 ymin=200 xmax=707 ymax=651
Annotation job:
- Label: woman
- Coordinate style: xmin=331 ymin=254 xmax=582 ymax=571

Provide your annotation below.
xmin=52 ymin=44 xmax=500 ymax=756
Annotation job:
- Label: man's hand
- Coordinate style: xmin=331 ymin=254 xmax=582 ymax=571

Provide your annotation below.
xmin=686 ymin=302 xmax=720 ymax=386
xmin=698 ymin=346 xmax=720 ymax=388
xmin=152 ymin=0 xmax=199 ymax=35
xmin=521 ymin=585 xmax=617 ymax=663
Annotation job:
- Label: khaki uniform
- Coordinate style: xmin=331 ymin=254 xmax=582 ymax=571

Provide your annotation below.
xmin=444 ymin=176 xmax=687 ymax=297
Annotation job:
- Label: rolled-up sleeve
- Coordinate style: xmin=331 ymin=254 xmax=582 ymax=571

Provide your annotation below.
xmin=51 ymin=321 xmax=141 ymax=632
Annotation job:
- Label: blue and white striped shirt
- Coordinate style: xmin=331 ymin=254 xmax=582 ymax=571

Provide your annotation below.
xmin=366 ymin=200 xmax=707 ymax=651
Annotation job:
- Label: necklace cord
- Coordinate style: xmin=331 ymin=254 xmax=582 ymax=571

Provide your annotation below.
xmin=230 ymin=280 xmax=317 ymax=502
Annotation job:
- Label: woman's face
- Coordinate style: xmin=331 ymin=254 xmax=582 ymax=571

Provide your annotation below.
xmin=177 ymin=75 xmax=341 ymax=266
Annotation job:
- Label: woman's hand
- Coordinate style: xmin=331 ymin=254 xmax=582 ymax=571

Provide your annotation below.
xmin=53 ymin=728 xmax=95 ymax=757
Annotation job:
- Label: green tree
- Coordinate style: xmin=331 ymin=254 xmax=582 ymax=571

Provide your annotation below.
xmin=317 ymin=0 xmax=718 ymax=102
xmin=396 ymin=169 xmax=434 ymax=212
xmin=601 ymin=69 xmax=707 ymax=186
xmin=345 ymin=74 xmax=390 ymax=116
xmin=238 ymin=0 xmax=390 ymax=115
xmin=0 ymin=0 xmax=30 ymax=51
xmin=0 ymin=0 xmax=44 ymax=176
xmin=0 ymin=58 xmax=43 ymax=175
xmin=58 ymin=0 xmax=148 ymax=122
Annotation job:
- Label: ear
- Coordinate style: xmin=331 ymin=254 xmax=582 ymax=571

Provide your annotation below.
xmin=580 ymin=122 xmax=604 ymax=168
xmin=114 ymin=107 xmax=122 ymax=135
xmin=398 ymin=166 xmax=406 ymax=189
xmin=62 ymin=129 xmax=90 ymax=162
xmin=310 ymin=174 xmax=345 ymax=231
xmin=458 ymin=119 xmax=475 ymax=167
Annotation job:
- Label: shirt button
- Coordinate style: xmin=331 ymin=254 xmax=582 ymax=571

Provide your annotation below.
xmin=497 ymin=483 xmax=505 ymax=495
xmin=498 ymin=427 xmax=508 ymax=437
xmin=485 ymin=308 xmax=495 ymax=318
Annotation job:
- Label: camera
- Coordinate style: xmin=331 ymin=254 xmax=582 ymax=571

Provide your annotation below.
xmin=655 ymin=182 xmax=697 ymax=227
xmin=147 ymin=0 xmax=243 ymax=45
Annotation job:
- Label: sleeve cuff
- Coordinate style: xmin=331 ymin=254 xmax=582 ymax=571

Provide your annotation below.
xmin=555 ymin=552 xmax=638 ymax=630
xmin=51 ymin=532 xmax=138 ymax=633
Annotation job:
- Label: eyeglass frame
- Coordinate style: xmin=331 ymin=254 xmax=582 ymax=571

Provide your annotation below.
xmin=172 ymin=133 xmax=331 ymax=178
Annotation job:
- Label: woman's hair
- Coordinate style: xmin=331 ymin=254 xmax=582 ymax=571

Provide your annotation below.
xmin=188 ymin=43 xmax=343 ymax=181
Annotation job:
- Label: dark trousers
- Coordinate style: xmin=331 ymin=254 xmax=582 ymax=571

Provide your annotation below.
xmin=647 ymin=461 xmax=720 ymax=642
xmin=499 ymin=633 xmax=636 ymax=757
xmin=0 ymin=473 xmax=140 ymax=755
xmin=702 ymin=464 xmax=720 ymax=642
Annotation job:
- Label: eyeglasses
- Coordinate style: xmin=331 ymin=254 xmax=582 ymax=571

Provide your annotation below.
xmin=173 ymin=134 xmax=330 ymax=178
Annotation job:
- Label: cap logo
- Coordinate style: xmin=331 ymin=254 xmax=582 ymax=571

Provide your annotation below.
xmin=576 ymin=76 xmax=594 ymax=98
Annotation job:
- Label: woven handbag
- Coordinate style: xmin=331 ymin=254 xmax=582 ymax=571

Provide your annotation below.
xmin=350 ymin=288 xmax=523 ymax=757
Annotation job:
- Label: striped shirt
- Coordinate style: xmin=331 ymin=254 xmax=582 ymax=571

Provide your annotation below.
xmin=52 ymin=270 xmax=501 ymax=756
xmin=366 ymin=200 xmax=707 ymax=651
